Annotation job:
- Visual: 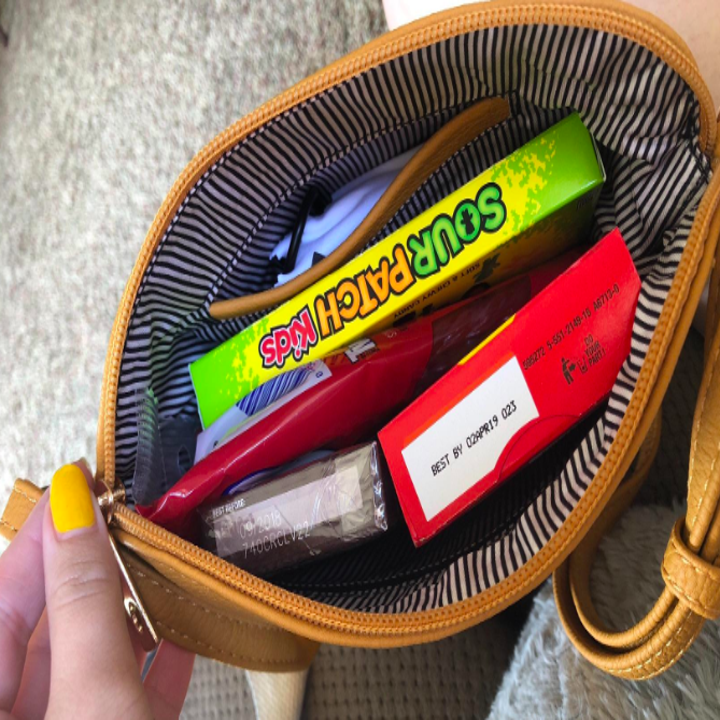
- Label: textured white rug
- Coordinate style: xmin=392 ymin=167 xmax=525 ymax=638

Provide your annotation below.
xmin=489 ymin=503 xmax=720 ymax=720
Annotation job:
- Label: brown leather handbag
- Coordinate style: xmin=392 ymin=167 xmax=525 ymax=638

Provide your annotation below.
xmin=3 ymin=0 xmax=720 ymax=681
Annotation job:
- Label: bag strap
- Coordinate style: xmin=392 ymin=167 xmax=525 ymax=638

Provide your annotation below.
xmin=554 ymin=139 xmax=720 ymax=678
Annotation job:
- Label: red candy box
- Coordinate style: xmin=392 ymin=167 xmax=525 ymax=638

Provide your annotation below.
xmin=379 ymin=229 xmax=640 ymax=546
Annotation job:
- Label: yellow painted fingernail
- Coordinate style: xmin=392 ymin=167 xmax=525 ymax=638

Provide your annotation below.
xmin=50 ymin=464 xmax=95 ymax=533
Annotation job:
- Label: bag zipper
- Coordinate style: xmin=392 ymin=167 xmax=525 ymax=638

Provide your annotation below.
xmin=97 ymin=2 xmax=720 ymax=638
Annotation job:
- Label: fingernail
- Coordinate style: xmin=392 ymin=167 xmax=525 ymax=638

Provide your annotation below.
xmin=50 ymin=464 xmax=96 ymax=534
xmin=76 ymin=457 xmax=91 ymax=474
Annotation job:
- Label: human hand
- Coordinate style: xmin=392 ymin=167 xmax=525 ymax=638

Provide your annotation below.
xmin=0 ymin=462 xmax=195 ymax=720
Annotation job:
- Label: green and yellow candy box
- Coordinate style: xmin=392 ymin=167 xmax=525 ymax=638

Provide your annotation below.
xmin=191 ymin=112 xmax=605 ymax=428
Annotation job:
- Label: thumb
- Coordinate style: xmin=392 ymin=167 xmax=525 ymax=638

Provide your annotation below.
xmin=43 ymin=463 xmax=151 ymax=720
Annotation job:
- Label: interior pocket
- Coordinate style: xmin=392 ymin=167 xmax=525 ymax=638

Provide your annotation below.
xmin=114 ymin=24 xmax=712 ymax=613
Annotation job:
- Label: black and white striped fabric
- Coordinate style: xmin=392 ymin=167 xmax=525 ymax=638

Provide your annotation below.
xmin=116 ymin=24 xmax=711 ymax=613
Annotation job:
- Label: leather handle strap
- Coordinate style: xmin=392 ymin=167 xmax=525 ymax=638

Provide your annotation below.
xmin=552 ymin=411 xmax=709 ymax=680
xmin=703 ymin=114 xmax=720 ymax=351
xmin=208 ymin=96 xmax=511 ymax=320
xmin=0 ymin=481 xmax=318 ymax=672
xmin=554 ymin=165 xmax=720 ymax=677
xmin=553 ymin=323 xmax=720 ymax=679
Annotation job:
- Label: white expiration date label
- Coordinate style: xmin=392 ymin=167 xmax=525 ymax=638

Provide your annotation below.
xmin=401 ymin=357 xmax=539 ymax=521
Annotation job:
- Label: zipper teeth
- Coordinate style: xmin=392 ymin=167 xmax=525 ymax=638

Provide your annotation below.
xmin=101 ymin=5 xmax=719 ymax=636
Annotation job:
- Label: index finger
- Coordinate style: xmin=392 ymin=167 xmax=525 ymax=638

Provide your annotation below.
xmin=0 ymin=489 xmax=48 ymax=713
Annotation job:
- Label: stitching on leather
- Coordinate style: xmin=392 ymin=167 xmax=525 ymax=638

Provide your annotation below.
xmin=653 ymin=622 xmax=701 ymax=678
xmin=642 ymin=618 xmax=700 ymax=680
xmin=693 ymin=439 xmax=720 ymax=532
xmin=155 ymin=621 xmax=299 ymax=667
xmin=0 ymin=518 xmax=18 ymax=533
xmin=687 ymin=334 xmax=720 ymax=530
xmin=1 ymin=487 xmax=41 ymax=534
xmin=14 ymin=489 xmax=38 ymax=506
xmin=662 ymin=565 xmax=720 ymax=616
xmin=130 ymin=565 xmax=285 ymax=634
xmin=615 ymin=609 xmax=697 ymax=675
xmin=625 ymin=613 xmax=700 ymax=679
xmin=667 ymin=545 xmax=720 ymax=582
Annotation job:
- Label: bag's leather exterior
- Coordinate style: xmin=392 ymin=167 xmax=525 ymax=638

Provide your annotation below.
xmin=118 ymin=554 xmax=319 ymax=671
xmin=3 ymin=0 xmax=720 ymax=677
xmin=663 ymin=519 xmax=720 ymax=620
xmin=0 ymin=479 xmax=39 ymax=538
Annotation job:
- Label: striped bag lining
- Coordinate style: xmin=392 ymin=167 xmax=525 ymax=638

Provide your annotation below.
xmin=116 ymin=24 xmax=712 ymax=613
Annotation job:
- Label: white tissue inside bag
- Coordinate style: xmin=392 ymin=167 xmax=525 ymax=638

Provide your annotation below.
xmin=272 ymin=146 xmax=421 ymax=286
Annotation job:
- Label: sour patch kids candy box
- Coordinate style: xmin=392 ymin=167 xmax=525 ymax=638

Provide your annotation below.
xmin=191 ymin=113 xmax=604 ymax=428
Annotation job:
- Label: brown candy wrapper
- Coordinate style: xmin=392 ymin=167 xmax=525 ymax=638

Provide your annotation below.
xmin=198 ymin=442 xmax=396 ymax=577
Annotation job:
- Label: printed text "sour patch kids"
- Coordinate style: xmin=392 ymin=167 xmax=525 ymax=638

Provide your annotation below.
xmin=259 ymin=183 xmax=506 ymax=369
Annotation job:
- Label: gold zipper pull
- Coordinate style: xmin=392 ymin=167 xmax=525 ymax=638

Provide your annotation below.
xmin=99 ymin=487 xmax=160 ymax=653
xmin=107 ymin=533 xmax=160 ymax=652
